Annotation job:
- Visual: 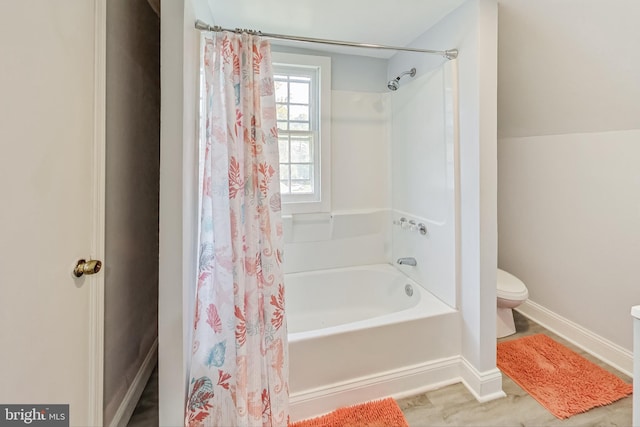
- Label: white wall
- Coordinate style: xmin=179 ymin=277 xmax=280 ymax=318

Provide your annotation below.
xmin=498 ymin=0 xmax=640 ymax=353
xmin=499 ymin=130 xmax=640 ymax=350
xmin=390 ymin=0 xmax=499 ymax=386
xmin=390 ymin=63 xmax=458 ymax=308
xmin=282 ymin=86 xmax=391 ymax=273
xmin=331 ymin=90 xmax=390 ymax=211
xmin=159 ymin=0 xmax=211 ymax=424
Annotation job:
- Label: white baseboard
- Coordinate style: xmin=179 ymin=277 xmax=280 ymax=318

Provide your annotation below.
xmin=459 ymin=358 xmax=506 ymax=403
xmin=516 ymin=300 xmax=633 ymax=377
xmin=109 ymin=337 xmax=159 ymax=427
xmin=289 ymin=356 xmax=461 ymax=422
xmin=289 ymin=355 xmax=508 ymax=422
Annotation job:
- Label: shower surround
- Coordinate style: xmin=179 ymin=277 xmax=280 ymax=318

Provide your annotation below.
xmin=284 ymin=62 xmax=465 ymax=421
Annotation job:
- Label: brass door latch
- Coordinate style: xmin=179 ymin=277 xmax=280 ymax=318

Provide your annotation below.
xmin=73 ymin=259 xmax=102 ymax=278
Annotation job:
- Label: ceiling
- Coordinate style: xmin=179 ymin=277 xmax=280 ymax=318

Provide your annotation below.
xmin=205 ymin=0 xmax=466 ymax=58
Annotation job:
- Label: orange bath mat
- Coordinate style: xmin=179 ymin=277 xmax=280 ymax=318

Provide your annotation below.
xmin=289 ymin=397 xmax=409 ymax=427
xmin=497 ymin=333 xmax=632 ymax=419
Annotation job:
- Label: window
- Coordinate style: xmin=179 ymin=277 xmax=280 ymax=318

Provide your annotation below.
xmin=272 ymin=52 xmax=331 ymax=214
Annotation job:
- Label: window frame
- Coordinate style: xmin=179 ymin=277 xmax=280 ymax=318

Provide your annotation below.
xmin=272 ymin=52 xmax=331 ymax=215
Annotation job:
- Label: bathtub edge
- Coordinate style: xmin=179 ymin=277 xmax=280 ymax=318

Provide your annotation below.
xmin=289 ymin=356 xmax=461 ymax=422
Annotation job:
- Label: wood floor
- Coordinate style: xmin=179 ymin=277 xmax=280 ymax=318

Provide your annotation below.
xmin=127 ymin=311 xmax=633 ymax=426
xmin=397 ymin=311 xmax=632 ymax=426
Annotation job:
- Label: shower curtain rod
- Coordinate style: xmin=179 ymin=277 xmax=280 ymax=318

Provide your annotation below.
xmin=194 ymin=20 xmax=458 ymax=60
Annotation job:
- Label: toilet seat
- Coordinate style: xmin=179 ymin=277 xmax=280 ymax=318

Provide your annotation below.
xmin=497 ymin=268 xmax=529 ymax=300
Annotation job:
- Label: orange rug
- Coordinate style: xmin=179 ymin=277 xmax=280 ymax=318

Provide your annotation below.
xmin=289 ymin=398 xmax=409 ymax=427
xmin=497 ymin=333 xmax=633 ymax=419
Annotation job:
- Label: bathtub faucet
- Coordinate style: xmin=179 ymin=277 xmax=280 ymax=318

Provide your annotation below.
xmin=397 ymin=257 xmax=417 ymax=266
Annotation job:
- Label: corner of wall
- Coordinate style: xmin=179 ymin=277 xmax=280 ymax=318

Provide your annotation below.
xmin=159 ymin=0 xmax=200 ymax=425
xmin=459 ymin=357 xmax=505 ymax=403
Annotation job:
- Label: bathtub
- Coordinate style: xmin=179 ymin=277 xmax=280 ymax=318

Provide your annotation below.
xmin=285 ymin=264 xmax=461 ymax=421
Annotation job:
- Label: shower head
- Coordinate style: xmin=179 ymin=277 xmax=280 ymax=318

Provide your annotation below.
xmin=387 ymin=67 xmax=417 ymax=91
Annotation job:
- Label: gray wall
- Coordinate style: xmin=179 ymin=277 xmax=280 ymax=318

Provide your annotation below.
xmin=270 ymin=44 xmax=388 ymax=92
xmin=104 ymin=0 xmax=160 ymax=423
xmin=497 ymin=0 xmax=640 ymax=351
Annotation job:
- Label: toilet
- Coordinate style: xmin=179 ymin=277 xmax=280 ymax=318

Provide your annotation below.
xmin=496 ymin=268 xmax=529 ymax=338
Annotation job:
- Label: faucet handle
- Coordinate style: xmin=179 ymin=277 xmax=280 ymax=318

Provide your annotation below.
xmin=396 ymin=257 xmax=417 ymax=266
xmin=399 ymin=217 xmax=408 ymax=229
xmin=394 ymin=217 xmax=427 ymax=236
xmin=393 ymin=217 xmax=406 ymax=226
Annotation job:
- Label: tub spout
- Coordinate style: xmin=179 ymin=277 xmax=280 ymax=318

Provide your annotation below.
xmin=397 ymin=257 xmax=417 ymax=266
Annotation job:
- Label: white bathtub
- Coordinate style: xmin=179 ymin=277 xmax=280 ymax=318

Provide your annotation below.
xmin=285 ymin=264 xmax=461 ymax=421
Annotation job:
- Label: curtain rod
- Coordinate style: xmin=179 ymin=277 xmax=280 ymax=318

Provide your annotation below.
xmin=194 ymin=20 xmax=458 ymax=60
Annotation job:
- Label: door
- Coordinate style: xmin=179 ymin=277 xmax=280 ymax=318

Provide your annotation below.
xmin=0 ymin=1 xmax=105 ymax=426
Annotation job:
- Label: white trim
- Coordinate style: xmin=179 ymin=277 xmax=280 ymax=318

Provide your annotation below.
xmin=159 ymin=0 xmax=201 ymax=422
xmin=459 ymin=358 xmax=505 ymax=402
xmin=88 ymin=0 xmax=106 ymax=424
xmin=288 ymin=355 xmax=508 ymax=422
xmin=516 ymin=300 xmax=634 ymax=377
xmin=633 ymin=316 xmax=639 ymax=426
xmin=289 ymin=356 xmax=460 ymax=422
xmin=272 ymin=52 xmax=331 ymax=215
xmin=109 ymin=338 xmax=159 ymax=427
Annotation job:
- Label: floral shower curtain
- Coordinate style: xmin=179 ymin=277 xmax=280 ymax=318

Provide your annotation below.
xmin=185 ymin=31 xmax=288 ymax=427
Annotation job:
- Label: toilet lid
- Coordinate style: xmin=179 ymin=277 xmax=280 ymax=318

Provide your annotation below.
xmin=497 ymin=269 xmax=529 ymax=300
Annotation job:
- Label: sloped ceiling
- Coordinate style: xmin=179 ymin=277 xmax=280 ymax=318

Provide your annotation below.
xmin=498 ymin=0 xmax=640 ymax=137
xmin=205 ymin=0 xmax=466 ymax=58
xmin=204 ymin=0 xmax=640 ymax=137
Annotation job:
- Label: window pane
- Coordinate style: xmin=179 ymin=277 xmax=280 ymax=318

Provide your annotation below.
xmin=291 ymin=164 xmax=313 ymax=194
xmin=290 ymin=122 xmax=309 ymax=131
xmin=279 ymin=165 xmax=290 ymax=194
xmin=278 ymin=137 xmax=289 ymax=162
xmin=289 ymin=105 xmax=309 ymax=122
xmin=292 ymin=182 xmax=312 ymax=194
xmin=274 ymin=80 xmax=288 ymax=102
xmin=276 ymin=104 xmax=288 ymax=121
xmin=290 ymin=82 xmax=309 ymax=104
xmin=290 ymin=138 xmax=311 ymax=163
xmin=272 ymin=59 xmax=324 ymax=205
xmin=291 ymin=164 xmax=311 ymax=180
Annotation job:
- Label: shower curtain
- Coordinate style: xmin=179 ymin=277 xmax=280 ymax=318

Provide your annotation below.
xmin=185 ymin=31 xmax=289 ymax=427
